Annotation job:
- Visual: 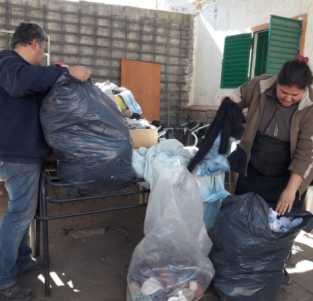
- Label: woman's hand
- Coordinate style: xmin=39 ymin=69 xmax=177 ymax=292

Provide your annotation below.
xmin=276 ymin=188 xmax=296 ymax=215
xmin=275 ymin=173 xmax=302 ymax=215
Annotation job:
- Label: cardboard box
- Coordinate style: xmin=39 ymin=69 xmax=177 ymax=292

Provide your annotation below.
xmin=129 ymin=128 xmax=158 ymax=148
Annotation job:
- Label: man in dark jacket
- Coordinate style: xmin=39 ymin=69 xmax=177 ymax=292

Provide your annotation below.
xmin=0 ymin=23 xmax=91 ymax=301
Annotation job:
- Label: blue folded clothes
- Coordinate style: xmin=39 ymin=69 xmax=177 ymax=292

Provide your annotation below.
xmin=119 ymin=90 xmax=143 ymax=115
xmin=195 ymin=135 xmax=230 ymax=176
xmin=132 ymin=139 xmax=230 ymax=202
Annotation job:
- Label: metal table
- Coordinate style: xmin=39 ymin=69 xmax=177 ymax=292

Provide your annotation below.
xmin=34 ymin=167 xmax=149 ymax=296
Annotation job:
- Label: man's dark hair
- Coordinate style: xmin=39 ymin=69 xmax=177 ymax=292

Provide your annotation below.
xmin=10 ymin=22 xmax=48 ymax=49
xmin=278 ymin=59 xmax=313 ymax=90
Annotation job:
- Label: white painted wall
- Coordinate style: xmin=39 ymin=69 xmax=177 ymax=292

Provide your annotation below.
xmin=157 ymin=0 xmax=196 ymax=13
xmin=191 ymin=0 xmax=313 ymax=106
xmin=67 ymin=0 xmax=196 ymax=13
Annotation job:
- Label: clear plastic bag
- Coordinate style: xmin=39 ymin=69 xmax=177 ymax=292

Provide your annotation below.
xmin=127 ymin=167 xmax=215 ymax=301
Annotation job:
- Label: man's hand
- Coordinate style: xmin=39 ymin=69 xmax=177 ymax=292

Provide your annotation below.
xmin=68 ymin=66 xmax=92 ymax=81
xmin=276 ymin=188 xmax=296 ymax=215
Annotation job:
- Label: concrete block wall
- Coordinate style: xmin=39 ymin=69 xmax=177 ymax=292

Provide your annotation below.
xmin=0 ymin=0 xmax=193 ymax=125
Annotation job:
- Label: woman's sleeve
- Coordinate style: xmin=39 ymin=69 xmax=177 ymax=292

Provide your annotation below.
xmin=289 ymin=108 xmax=313 ymax=180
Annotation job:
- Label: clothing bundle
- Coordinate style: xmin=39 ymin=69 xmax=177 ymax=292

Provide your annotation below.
xmin=128 ymin=266 xmax=209 ymax=301
xmin=132 ymin=138 xmax=230 ymax=230
xmin=96 ymin=81 xmax=143 ymax=119
xmin=133 ymin=139 xmax=229 ymax=198
xmin=126 ymin=118 xmax=156 ymax=130
xmin=188 ymin=97 xmax=245 ymax=172
xmin=268 ymin=209 xmax=303 ymax=233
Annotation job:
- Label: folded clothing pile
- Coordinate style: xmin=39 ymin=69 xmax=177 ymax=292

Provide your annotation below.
xmin=96 ymin=81 xmax=143 ymax=119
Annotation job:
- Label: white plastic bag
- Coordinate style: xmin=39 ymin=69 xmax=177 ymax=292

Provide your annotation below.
xmin=127 ymin=166 xmax=214 ymax=301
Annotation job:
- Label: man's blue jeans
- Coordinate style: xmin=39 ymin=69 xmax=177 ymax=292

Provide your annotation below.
xmin=0 ymin=161 xmax=41 ymax=289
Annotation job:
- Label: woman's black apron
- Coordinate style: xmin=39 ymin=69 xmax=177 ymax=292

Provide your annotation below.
xmin=236 ymin=132 xmax=292 ymax=207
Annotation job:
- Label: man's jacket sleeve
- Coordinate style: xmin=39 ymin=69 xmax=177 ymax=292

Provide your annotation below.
xmin=0 ymin=58 xmax=66 ymax=98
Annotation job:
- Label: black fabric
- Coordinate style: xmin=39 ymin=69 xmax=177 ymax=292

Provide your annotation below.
xmin=236 ymin=132 xmax=292 ymax=205
xmin=228 ymin=145 xmax=247 ymax=174
xmin=40 ymin=73 xmax=135 ymax=183
xmin=188 ymin=97 xmax=245 ymax=172
xmin=236 ymin=164 xmax=305 ymax=208
xmin=0 ymin=50 xmax=65 ymax=163
xmin=131 ymin=113 xmax=142 ymax=120
xmin=250 ymin=132 xmax=291 ymax=177
xmin=211 ymin=193 xmax=313 ymax=301
xmin=151 ymin=120 xmax=161 ymax=127
xmin=236 ymin=164 xmax=290 ymax=206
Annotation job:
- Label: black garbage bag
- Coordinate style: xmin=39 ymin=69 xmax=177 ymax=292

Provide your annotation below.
xmin=210 ymin=193 xmax=313 ymax=301
xmin=40 ymin=73 xmax=135 ymax=183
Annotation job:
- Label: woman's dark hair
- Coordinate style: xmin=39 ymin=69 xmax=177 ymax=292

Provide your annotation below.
xmin=10 ymin=22 xmax=47 ymax=49
xmin=277 ymin=59 xmax=313 ymax=90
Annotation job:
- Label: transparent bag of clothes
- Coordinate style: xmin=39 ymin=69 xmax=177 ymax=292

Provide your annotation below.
xmin=127 ymin=167 xmax=215 ymax=301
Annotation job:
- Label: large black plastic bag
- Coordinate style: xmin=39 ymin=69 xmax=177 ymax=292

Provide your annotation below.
xmin=210 ymin=193 xmax=313 ymax=301
xmin=40 ymin=74 xmax=135 ymax=183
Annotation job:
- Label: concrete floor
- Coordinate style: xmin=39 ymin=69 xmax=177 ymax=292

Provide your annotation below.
xmin=1 ymin=188 xmax=313 ymax=301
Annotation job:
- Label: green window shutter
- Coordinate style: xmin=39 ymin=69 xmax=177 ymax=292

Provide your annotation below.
xmin=254 ymin=30 xmax=269 ymax=76
xmin=265 ymin=15 xmax=302 ymax=75
xmin=221 ymin=33 xmax=252 ymax=88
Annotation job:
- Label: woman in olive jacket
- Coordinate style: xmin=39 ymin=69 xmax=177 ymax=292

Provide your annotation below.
xmin=229 ymin=58 xmax=313 ymax=215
